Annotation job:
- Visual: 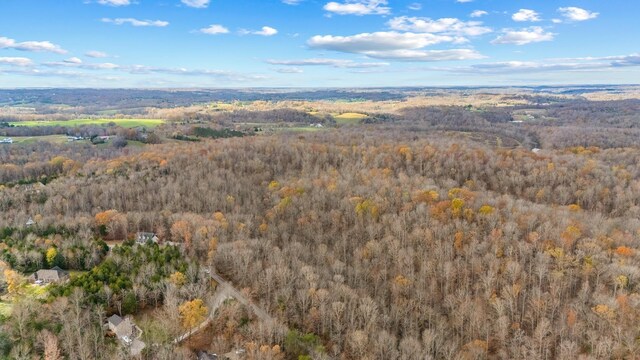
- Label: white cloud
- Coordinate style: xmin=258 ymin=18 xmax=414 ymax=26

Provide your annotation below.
xmin=101 ymin=18 xmax=169 ymax=27
xmin=0 ymin=57 xmax=33 ymax=67
xmin=491 ymin=27 xmax=554 ymax=45
xmin=126 ymin=65 xmax=267 ymax=81
xmin=324 ymin=0 xmax=390 ymax=16
xmin=0 ymin=36 xmax=67 ymax=54
xmin=470 ymin=10 xmax=487 ymax=18
xmin=512 ymin=9 xmax=541 ymax=22
xmin=275 ymin=67 xmax=304 ymax=73
xmin=456 ymin=0 xmax=473 ymax=3
xmin=408 ymin=3 xmax=421 ymax=11
xmin=309 ymin=32 xmax=458 ymax=52
xmin=5 ymin=61 xmax=268 ymax=83
xmin=97 ymin=0 xmax=130 ymax=6
xmin=85 ymin=51 xmax=109 ymax=58
xmin=199 ymin=24 xmax=230 ymax=35
xmin=181 ymin=0 xmax=210 ymax=8
xmin=282 ymin=0 xmax=302 ymax=4
xmin=441 ymin=54 xmax=640 ymax=74
xmin=363 ymin=49 xmax=484 ymax=61
xmin=44 ymin=61 xmax=120 ymax=70
xmin=308 ymin=31 xmax=483 ymax=61
xmin=267 ymin=58 xmax=389 ymax=68
xmin=558 ymin=7 xmax=598 ymax=22
xmin=388 ymin=16 xmax=492 ymax=37
xmin=64 ymin=57 xmax=83 ymax=64
xmin=242 ymin=26 xmax=278 ymax=36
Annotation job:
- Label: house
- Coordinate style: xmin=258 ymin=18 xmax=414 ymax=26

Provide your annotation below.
xmin=106 ymin=314 xmax=136 ymax=339
xmin=136 ymin=232 xmax=159 ymax=244
xmin=34 ymin=266 xmax=69 ymax=284
xmin=0 ymin=138 xmax=13 ymax=144
xmin=105 ymin=314 xmax=146 ymax=356
xmin=223 ymin=349 xmax=246 ymax=360
xmin=197 ymin=351 xmax=218 ymax=360
xmin=26 ymin=218 xmax=35 ymax=227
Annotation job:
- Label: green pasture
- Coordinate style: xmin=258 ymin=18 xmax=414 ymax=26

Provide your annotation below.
xmin=333 ymin=112 xmax=368 ymax=125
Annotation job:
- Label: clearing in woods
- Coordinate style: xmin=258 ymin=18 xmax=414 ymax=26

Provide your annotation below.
xmin=0 ymin=300 xmax=11 ymax=317
xmin=333 ymin=112 xmax=368 ymax=125
xmin=9 ymin=135 xmax=73 ymax=144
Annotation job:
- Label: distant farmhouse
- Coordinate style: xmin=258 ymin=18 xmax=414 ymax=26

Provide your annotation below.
xmin=136 ymin=232 xmax=159 ymax=244
xmin=32 ymin=266 xmax=69 ymax=284
xmin=0 ymin=138 xmax=13 ymax=144
xmin=197 ymin=351 xmax=218 ymax=360
xmin=105 ymin=314 xmax=146 ymax=356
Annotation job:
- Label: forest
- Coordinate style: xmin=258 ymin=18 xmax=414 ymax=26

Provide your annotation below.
xmin=1 ymin=87 xmax=640 ymax=359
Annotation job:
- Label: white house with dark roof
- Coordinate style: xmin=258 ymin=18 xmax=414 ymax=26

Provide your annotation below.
xmin=135 ymin=232 xmax=159 ymax=244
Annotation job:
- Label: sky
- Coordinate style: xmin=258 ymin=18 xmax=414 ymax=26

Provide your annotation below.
xmin=0 ymin=0 xmax=638 ymax=88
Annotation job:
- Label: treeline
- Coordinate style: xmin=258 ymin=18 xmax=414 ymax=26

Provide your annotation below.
xmin=0 ymin=89 xmax=408 ymax=112
xmin=0 ymin=141 xmax=144 ymax=185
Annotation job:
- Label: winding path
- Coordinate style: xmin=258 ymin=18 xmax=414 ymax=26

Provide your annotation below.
xmin=173 ymin=270 xmax=279 ymax=344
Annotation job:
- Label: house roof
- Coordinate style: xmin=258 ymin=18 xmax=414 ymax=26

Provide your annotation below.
xmin=107 ymin=314 xmax=123 ymax=327
xmin=36 ymin=267 xmax=69 ymax=280
xmin=136 ymin=232 xmax=156 ymax=239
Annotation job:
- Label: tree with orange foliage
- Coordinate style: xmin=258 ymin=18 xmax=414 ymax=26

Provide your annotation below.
xmin=615 ymin=246 xmax=634 ymax=257
xmin=171 ymin=220 xmax=193 ymax=249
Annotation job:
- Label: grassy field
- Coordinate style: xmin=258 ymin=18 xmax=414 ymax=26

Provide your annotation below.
xmin=333 ymin=112 xmax=368 ymax=125
xmin=0 ymin=300 xmax=11 ymax=317
xmin=9 ymin=135 xmax=80 ymax=145
xmin=0 ymin=283 xmax=49 ymax=319
xmin=22 ymin=284 xmax=49 ymax=299
xmin=9 ymin=118 xmax=165 ymax=128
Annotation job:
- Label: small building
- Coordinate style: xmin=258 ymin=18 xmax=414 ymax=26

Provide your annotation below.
xmin=34 ymin=266 xmax=69 ymax=284
xmin=197 ymin=351 xmax=218 ymax=360
xmin=105 ymin=314 xmax=146 ymax=356
xmin=26 ymin=218 xmax=35 ymax=227
xmin=106 ymin=314 xmax=136 ymax=339
xmin=0 ymin=138 xmax=13 ymax=144
xmin=224 ymin=349 xmax=246 ymax=360
xmin=136 ymin=232 xmax=159 ymax=244
xmin=532 ymin=148 xmax=542 ymax=154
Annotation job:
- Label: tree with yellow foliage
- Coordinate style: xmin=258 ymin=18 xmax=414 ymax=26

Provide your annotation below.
xmin=169 ymin=272 xmax=187 ymax=287
xmin=179 ymin=299 xmax=209 ymax=329
xmin=3 ymin=269 xmax=23 ymax=295
xmin=46 ymin=247 xmax=58 ymax=267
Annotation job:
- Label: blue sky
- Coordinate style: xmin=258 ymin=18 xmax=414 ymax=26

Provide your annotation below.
xmin=0 ymin=0 xmax=638 ymax=87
